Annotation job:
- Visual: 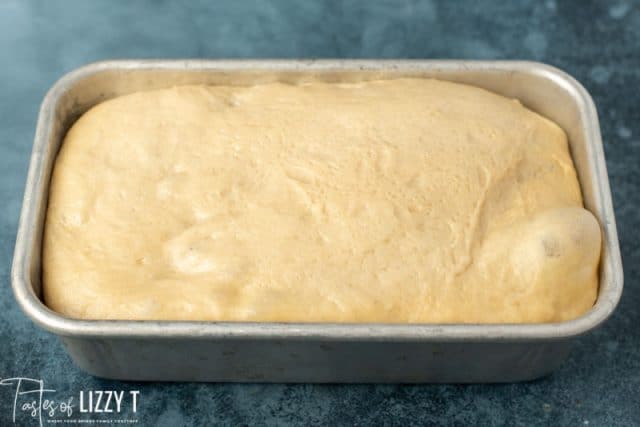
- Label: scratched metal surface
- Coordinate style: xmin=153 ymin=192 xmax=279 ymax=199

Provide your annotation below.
xmin=1 ymin=0 xmax=639 ymax=425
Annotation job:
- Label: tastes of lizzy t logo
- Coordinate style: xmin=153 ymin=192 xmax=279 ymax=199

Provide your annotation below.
xmin=0 ymin=377 xmax=139 ymax=425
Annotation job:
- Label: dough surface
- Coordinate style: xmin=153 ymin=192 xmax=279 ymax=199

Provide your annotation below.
xmin=43 ymin=79 xmax=600 ymax=323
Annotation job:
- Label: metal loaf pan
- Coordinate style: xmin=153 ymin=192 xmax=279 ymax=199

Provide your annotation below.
xmin=11 ymin=60 xmax=623 ymax=383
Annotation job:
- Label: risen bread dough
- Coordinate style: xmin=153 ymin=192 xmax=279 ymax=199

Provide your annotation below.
xmin=43 ymin=79 xmax=601 ymax=323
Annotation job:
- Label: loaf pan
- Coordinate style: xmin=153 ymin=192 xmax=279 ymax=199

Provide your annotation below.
xmin=11 ymin=60 xmax=623 ymax=383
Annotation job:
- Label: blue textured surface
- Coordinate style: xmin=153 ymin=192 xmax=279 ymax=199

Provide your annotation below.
xmin=1 ymin=1 xmax=639 ymax=425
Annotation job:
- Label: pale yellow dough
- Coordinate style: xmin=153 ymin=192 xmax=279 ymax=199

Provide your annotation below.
xmin=43 ymin=79 xmax=601 ymax=323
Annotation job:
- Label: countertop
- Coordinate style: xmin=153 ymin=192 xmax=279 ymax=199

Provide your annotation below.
xmin=1 ymin=1 xmax=638 ymax=425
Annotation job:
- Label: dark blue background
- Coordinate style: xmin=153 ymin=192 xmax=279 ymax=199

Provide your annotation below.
xmin=1 ymin=1 xmax=638 ymax=425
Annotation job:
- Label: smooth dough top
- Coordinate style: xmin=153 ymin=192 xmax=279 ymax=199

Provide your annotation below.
xmin=43 ymin=79 xmax=601 ymax=323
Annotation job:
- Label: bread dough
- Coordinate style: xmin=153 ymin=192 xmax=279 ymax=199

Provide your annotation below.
xmin=42 ymin=79 xmax=600 ymax=323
